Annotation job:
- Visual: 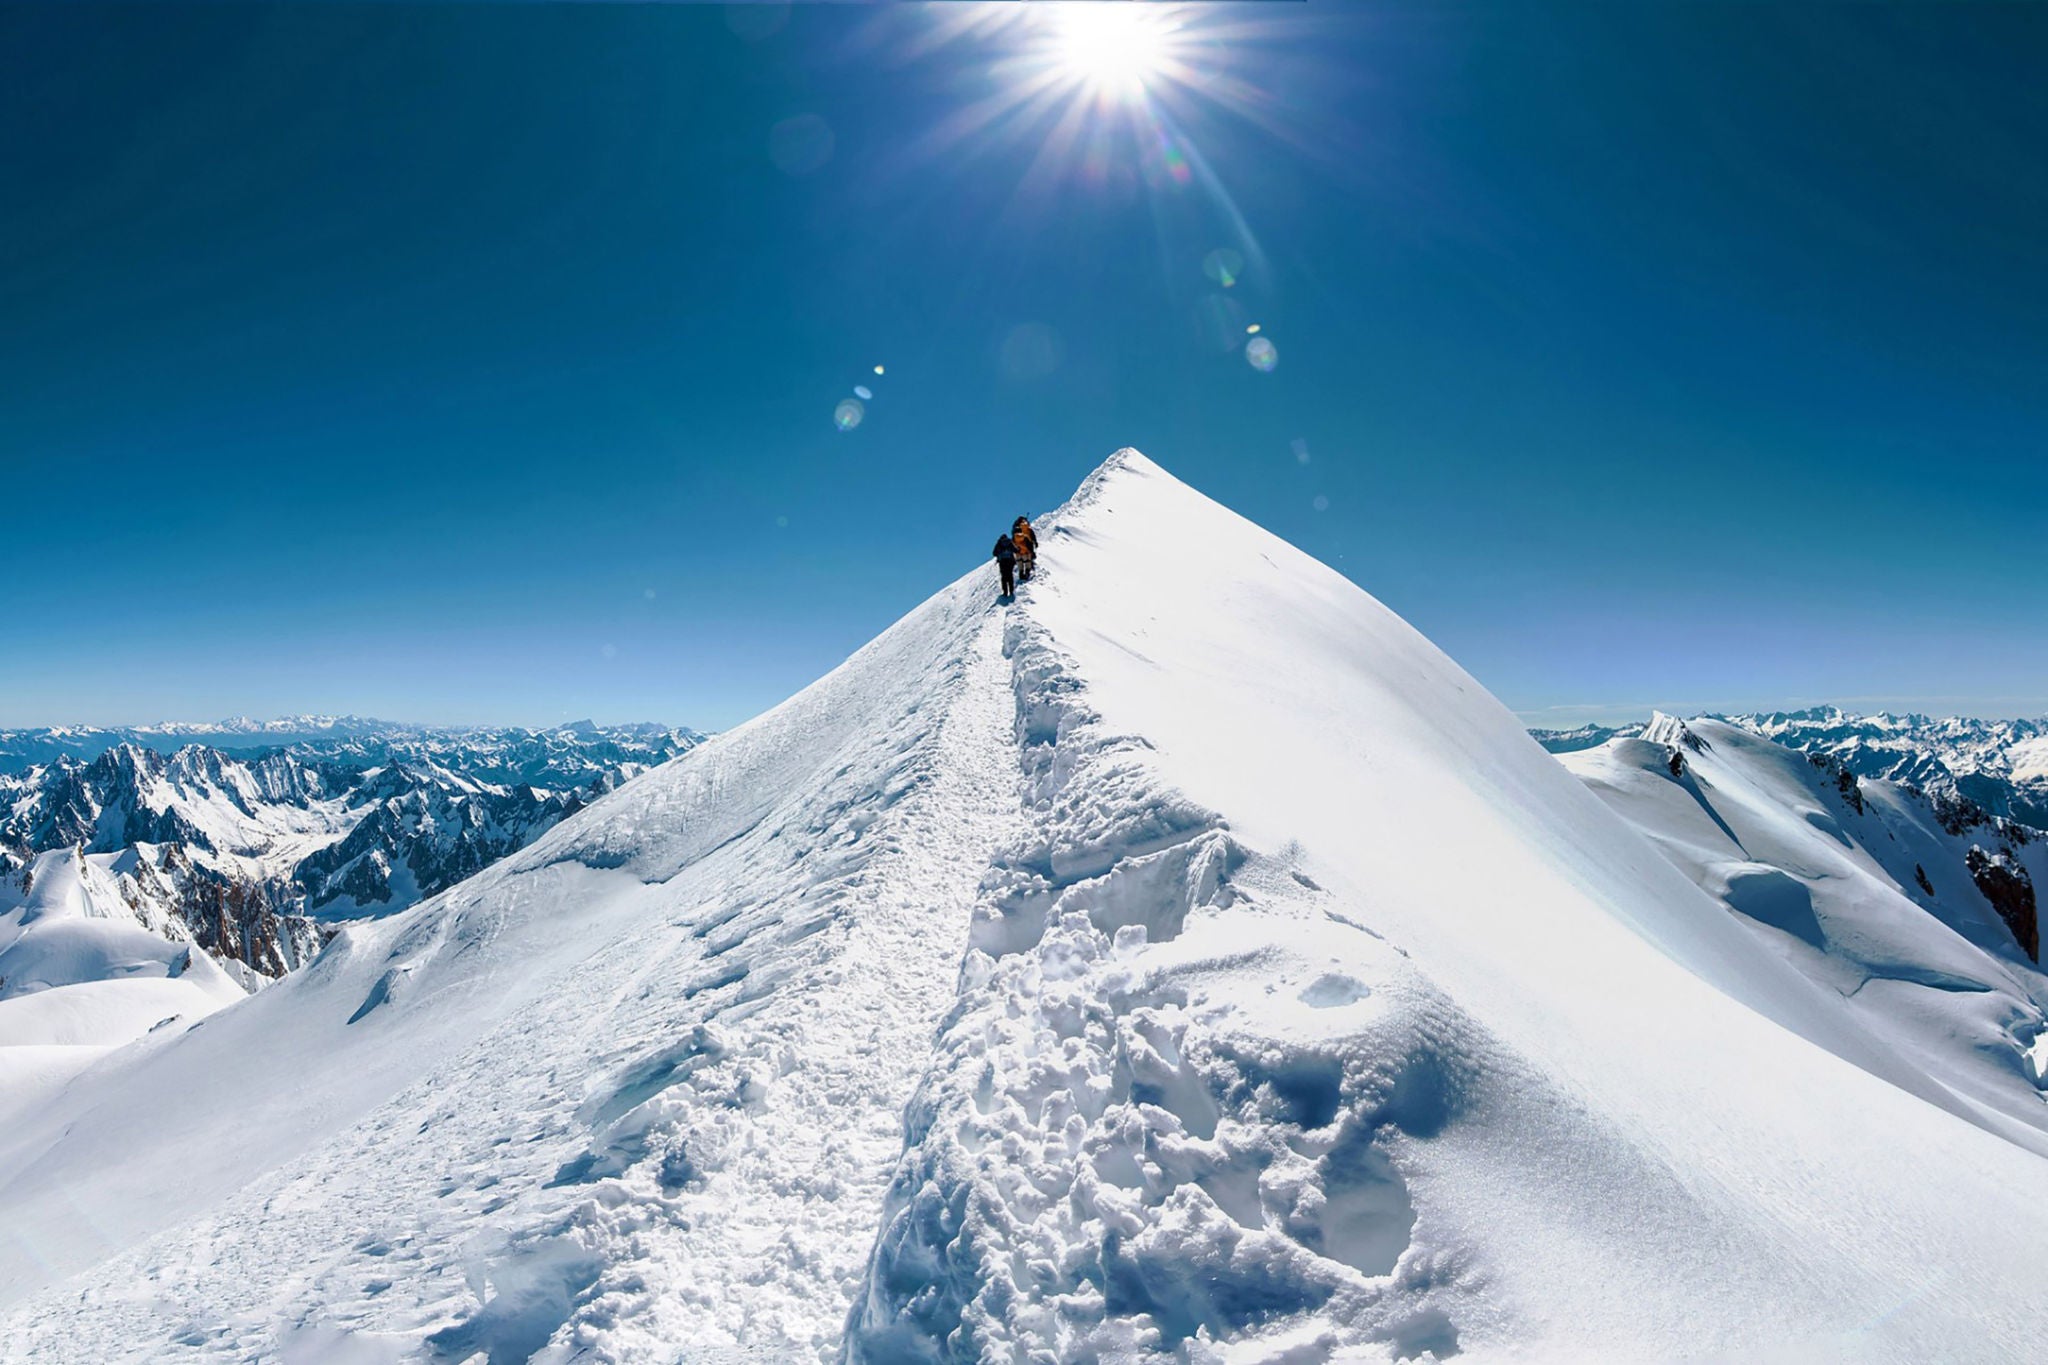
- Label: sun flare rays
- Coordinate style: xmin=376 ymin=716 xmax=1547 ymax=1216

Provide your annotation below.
xmin=882 ymin=3 xmax=1285 ymax=270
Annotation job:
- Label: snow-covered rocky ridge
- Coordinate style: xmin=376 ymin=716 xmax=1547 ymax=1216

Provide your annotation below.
xmin=0 ymin=716 xmax=695 ymax=772
xmin=0 ymin=717 xmax=395 ymax=771
xmin=3 ymin=452 xmax=2046 ymax=1363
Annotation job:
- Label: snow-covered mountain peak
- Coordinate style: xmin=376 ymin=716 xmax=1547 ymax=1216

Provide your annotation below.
xmin=1050 ymin=444 xmax=1164 ymax=520
xmin=1639 ymin=709 xmax=1706 ymax=751
xmin=3 ymin=452 xmax=2046 ymax=1361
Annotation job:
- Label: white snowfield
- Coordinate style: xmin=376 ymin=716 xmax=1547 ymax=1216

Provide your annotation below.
xmin=0 ymin=849 xmax=248 ymax=1125
xmin=3 ymin=451 xmax=2046 ymax=1363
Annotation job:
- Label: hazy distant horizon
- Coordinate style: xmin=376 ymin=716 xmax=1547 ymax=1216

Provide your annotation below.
xmin=8 ymin=695 xmax=2048 ymax=739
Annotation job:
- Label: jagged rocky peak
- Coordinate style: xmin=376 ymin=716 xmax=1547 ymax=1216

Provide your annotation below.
xmin=0 ymin=719 xmax=704 ymax=981
xmin=1641 ymin=711 xmax=1707 ymax=753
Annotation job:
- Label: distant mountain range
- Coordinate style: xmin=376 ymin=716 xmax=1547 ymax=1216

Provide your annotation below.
xmin=0 ymin=715 xmax=682 ymax=771
xmin=0 ymin=720 xmax=702 ymax=982
xmin=1534 ymin=707 xmax=2048 ymax=829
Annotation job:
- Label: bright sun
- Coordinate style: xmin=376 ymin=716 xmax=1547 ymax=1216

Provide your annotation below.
xmin=1048 ymin=3 xmax=1176 ymax=100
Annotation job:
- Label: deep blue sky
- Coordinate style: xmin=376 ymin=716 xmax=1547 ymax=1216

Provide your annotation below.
xmin=4 ymin=2 xmax=2044 ymax=731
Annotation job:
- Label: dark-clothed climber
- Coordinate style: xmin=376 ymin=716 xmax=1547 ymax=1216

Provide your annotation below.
xmin=992 ymin=531 xmax=1018 ymax=597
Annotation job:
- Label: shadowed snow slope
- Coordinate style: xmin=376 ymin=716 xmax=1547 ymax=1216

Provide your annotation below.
xmin=5 ymin=451 xmax=2048 ymax=1363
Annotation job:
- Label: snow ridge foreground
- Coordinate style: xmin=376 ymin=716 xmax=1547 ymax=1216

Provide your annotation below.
xmin=847 ymin=603 xmax=1472 ymax=1361
xmin=0 ymin=561 xmax=1017 ymax=1360
xmin=4 ymin=451 xmax=2048 ymax=1363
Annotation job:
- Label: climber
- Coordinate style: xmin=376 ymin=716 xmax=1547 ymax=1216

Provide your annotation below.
xmin=1012 ymin=516 xmax=1038 ymax=582
xmin=992 ymin=529 xmax=1018 ymax=598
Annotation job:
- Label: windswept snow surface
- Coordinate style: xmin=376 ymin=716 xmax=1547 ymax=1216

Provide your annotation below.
xmin=1561 ymin=716 xmax=2048 ymax=1148
xmin=4 ymin=451 xmax=2048 ymax=1362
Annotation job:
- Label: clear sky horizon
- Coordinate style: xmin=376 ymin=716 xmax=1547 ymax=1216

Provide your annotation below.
xmin=5 ymin=2 xmax=2045 ymax=732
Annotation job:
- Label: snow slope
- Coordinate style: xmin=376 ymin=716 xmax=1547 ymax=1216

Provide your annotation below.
xmin=850 ymin=455 xmax=2048 ymax=1362
xmin=3 ymin=451 xmax=2047 ymax=1363
xmin=0 ymin=547 xmax=1018 ymax=1362
xmin=1560 ymin=716 xmax=2048 ymax=1142
xmin=0 ymin=849 xmax=247 ymax=1129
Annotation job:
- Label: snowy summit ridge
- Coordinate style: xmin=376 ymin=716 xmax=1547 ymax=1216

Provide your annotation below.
xmin=2 ymin=450 xmax=2045 ymax=1363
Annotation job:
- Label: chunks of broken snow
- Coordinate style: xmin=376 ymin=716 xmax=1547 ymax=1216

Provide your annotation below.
xmin=850 ymin=613 xmax=1467 ymax=1362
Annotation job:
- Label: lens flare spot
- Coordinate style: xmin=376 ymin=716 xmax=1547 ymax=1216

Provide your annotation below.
xmin=1203 ymin=247 xmax=1244 ymax=288
xmin=854 ymin=385 xmax=873 ymax=401
xmin=1246 ymin=323 xmax=1261 ymax=335
xmin=873 ymin=364 xmax=885 ymax=375
xmin=1000 ymin=322 xmax=1064 ymax=380
xmin=1142 ymin=130 xmax=1194 ymax=189
xmin=1312 ymin=494 xmax=1330 ymax=513
xmin=1246 ymin=335 xmax=1279 ymax=372
xmin=833 ymin=398 xmax=865 ymax=431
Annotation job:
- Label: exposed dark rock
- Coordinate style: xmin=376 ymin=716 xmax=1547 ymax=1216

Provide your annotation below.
xmin=1933 ymin=790 xmax=1991 ymax=837
xmin=296 ymin=770 xmax=588 ymax=913
xmin=1965 ymin=846 xmax=2038 ymax=962
xmin=1805 ymin=752 xmax=1866 ymax=815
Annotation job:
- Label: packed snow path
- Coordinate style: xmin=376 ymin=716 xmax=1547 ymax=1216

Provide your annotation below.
xmin=0 ymin=599 xmax=1022 ymax=1361
xmin=4 ymin=451 xmax=2048 ymax=1363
